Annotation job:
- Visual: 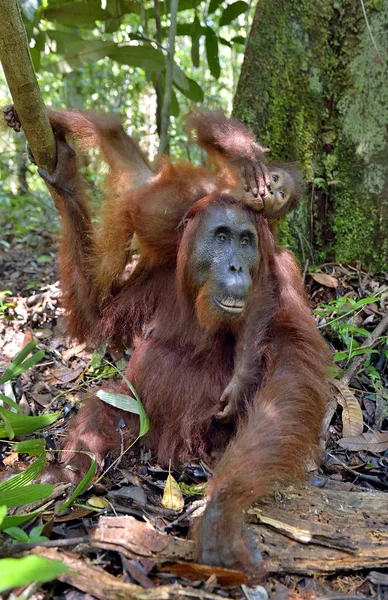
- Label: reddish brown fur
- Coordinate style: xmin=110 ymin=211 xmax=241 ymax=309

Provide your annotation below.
xmin=40 ymin=109 xmax=330 ymax=577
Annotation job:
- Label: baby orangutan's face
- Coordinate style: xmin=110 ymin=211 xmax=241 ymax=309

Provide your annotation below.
xmin=263 ymin=168 xmax=295 ymax=218
xmin=237 ymin=167 xmax=295 ymax=219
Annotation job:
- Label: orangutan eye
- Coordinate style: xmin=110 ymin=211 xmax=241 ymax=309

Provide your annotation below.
xmin=241 ymin=237 xmax=250 ymax=246
xmin=217 ymin=232 xmax=227 ymax=243
xmin=272 ymin=174 xmax=279 ymax=183
xmin=279 ymin=191 xmax=285 ymax=199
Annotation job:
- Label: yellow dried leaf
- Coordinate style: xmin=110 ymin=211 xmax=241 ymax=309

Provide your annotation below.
xmin=87 ymin=496 xmax=110 ymax=509
xmin=311 ymin=273 xmax=338 ymax=288
xmin=332 ymin=381 xmax=364 ymax=437
xmin=162 ymin=473 xmax=184 ymax=511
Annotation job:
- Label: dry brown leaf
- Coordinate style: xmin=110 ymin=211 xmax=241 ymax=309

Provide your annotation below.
xmin=162 ymin=473 xmax=184 ymax=511
xmin=331 ymin=381 xmax=364 ymax=437
xmin=311 ymin=273 xmax=338 ymax=288
xmin=337 ymin=431 xmax=388 ymax=452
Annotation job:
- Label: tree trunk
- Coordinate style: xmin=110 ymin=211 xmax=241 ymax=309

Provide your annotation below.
xmin=233 ymin=0 xmax=388 ymax=271
xmin=0 ymin=0 xmax=56 ymax=172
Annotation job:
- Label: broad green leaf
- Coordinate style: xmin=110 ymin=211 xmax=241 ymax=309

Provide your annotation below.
xmin=97 ymin=390 xmax=140 ymax=413
xmin=1 ymin=484 xmax=54 ymax=509
xmin=12 ymin=438 xmax=46 ymax=456
xmin=109 ymin=45 xmax=165 ymax=72
xmin=0 ymin=409 xmax=60 ymax=437
xmin=0 ymin=453 xmax=45 ymax=493
xmin=5 ymin=527 xmax=29 ymax=542
xmin=208 ymin=0 xmax=224 ymax=13
xmin=59 ymin=453 xmax=96 ymax=511
xmin=0 ymin=505 xmax=6 ymax=526
xmin=105 ymin=0 xmax=122 ymax=32
xmin=43 ymin=1 xmax=106 ymax=26
xmin=205 ymin=27 xmax=220 ymax=79
xmin=172 ymin=63 xmax=191 ymax=91
xmin=0 ymin=556 xmax=69 ymax=592
xmin=1 ymin=510 xmax=45 ymax=530
xmin=219 ymin=1 xmax=249 ymax=26
xmin=174 ymin=75 xmax=204 ymax=102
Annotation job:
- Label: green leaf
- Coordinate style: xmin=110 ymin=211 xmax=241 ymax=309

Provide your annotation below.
xmin=43 ymin=1 xmax=107 ymax=27
xmin=174 ymin=75 xmax=204 ymax=102
xmin=219 ymin=1 xmax=249 ymax=26
xmin=30 ymin=47 xmax=41 ymax=72
xmin=0 ymin=556 xmax=69 ymax=592
xmin=0 ymin=453 xmax=45 ymax=493
xmin=0 ymin=506 xmax=7 ymax=526
xmin=120 ymin=378 xmax=150 ymax=437
xmin=205 ymin=27 xmax=220 ymax=79
xmin=1 ymin=510 xmax=45 ymax=530
xmin=1 ymin=484 xmax=54 ymax=509
xmin=191 ymin=15 xmax=201 ymax=68
xmin=208 ymin=0 xmax=224 ymax=13
xmin=59 ymin=453 xmax=96 ymax=511
xmin=0 ymin=340 xmax=44 ymax=384
xmin=97 ymin=390 xmax=141 ymax=413
xmin=5 ymin=527 xmax=29 ymax=542
xmin=0 ymin=407 xmax=14 ymax=439
xmin=109 ymin=45 xmax=165 ymax=72
xmin=231 ymin=35 xmax=246 ymax=45
xmin=0 ymin=409 xmax=60 ymax=438
xmin=0 ymin=394 xmax=21 ymax=412
xmin=354 ymin=296 xmax=380 ymax=307
xmin=13 ymin=438 xmax=46 ymax=456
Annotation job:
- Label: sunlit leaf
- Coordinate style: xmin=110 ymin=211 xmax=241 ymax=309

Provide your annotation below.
xmin=5 ymin=527 xmax=29 ymax=542
xmin=162 ymin=473 xmax=184 ymax=511
xmin=0 ymin=393 xmax=21 ymax=413
xmin=12 ymin=438 xmax=46 ymax=456
xmin=0 ymin=453 xmax=45 ymax=493
xmin=0 ymin=340 xmax=44 ymax=384
xmin=1 ymin=484 xmax=54 ymax=509
xmin=0 ymin=556 xmax=69 ymax=592
xmin=0 ymin=409 xmax=60 ymax=438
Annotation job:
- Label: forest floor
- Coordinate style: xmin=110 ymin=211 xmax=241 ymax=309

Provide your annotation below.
xmin=0 ymin=229 xmax=388 ymax=600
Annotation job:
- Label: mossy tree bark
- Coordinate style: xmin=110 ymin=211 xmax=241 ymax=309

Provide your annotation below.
xmin=234 ymin=0 xmax=388 ymax=271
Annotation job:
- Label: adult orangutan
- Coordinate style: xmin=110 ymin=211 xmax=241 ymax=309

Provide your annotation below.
xmin=5 ymin=106 xmax=330 ymax=577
